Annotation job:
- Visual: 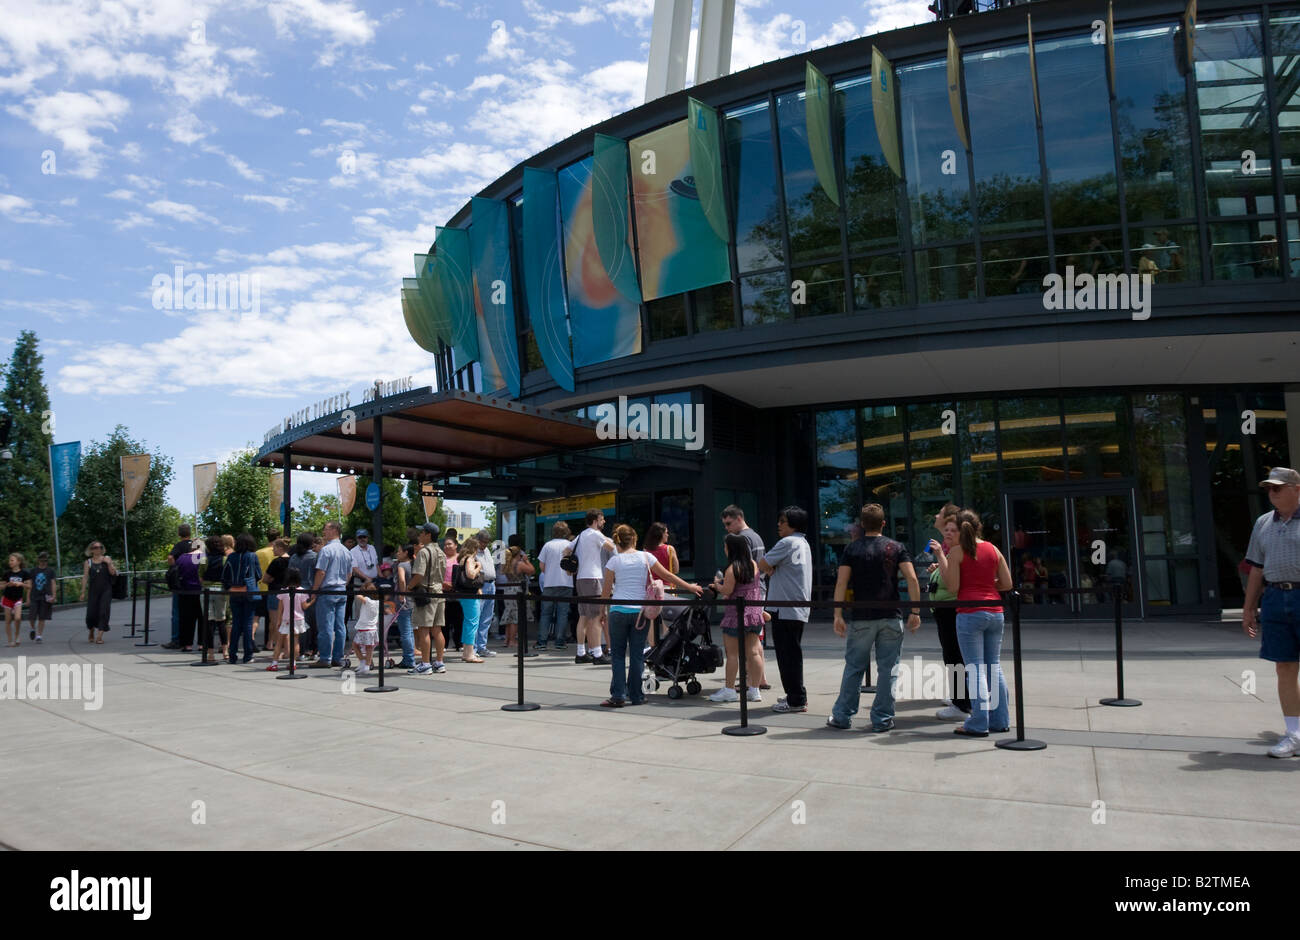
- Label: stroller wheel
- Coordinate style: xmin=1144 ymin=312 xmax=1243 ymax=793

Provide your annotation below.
xmin=642 ymin=671 xmax=656 ymax=695
xmin=667 ymin=685 xmax=684 ymax=700
xmin=686 ymin=679 xmax=701 ymax=695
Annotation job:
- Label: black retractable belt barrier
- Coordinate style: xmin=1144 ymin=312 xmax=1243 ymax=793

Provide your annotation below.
xmin=503 ymin=579 xmax=540 ymax=712
xmin=996 ymin=591 xmax=1046 ymax=751
xmin=1100 ymin=582 xmax=1140 ymax=707
xmin=722 ymin=596 xmax=766 ymax=737
xmin=518 ymin=579 xmax=538 ymax=658
xmin=365 ymin=582 xmax=398 ymax=693
xmin=279 ymin=585 xmax=308 ymax=681
xmin=192 ymin=587 xmax=219 ymax=666
xmin=136 ymin=577 xmax=157 ymax=647
xmin=128 ymin=579 xmax=140 ymax=635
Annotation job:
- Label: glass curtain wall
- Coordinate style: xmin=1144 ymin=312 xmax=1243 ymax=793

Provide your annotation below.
xmin=1272 ymin=9 xmax=1300 ymax=275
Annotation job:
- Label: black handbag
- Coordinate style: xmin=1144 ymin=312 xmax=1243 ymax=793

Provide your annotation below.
xmin=560 ymin=552 xmax=579 ymax=574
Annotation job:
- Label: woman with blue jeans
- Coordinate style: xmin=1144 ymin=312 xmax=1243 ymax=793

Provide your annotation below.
xmin=222 ymin=534 xmax=263 ymax=664
xmin=935 ymin=509 xmax=1014 ymax=736
xmin=394 ymin=544 xmax=416 ymax=669
xmin=599 ymin=524 xmax=703 ymax=707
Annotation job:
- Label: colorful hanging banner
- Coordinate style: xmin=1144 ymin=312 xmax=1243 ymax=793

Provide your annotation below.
xmin=521 ymin=166 xmax=575 ymax=392
xmin=1182 ymin=0 xmax=1197 ymax=73
xmin=470 ymin=197 xmax=520 ymax=397
xmin=686 ymin=98 xmax=731 ymax=245
xmin=433 ymin=226 xmax=479 ymax=366
xmin=50 ymin=441 xmax=81 ymax=519
xmin=872 ymin=46 xmax=902 ymax=179
xmin=422 ymin=494 xmax=438 ymax=520
xmin=591 ymin=134 xmax=643 ymax=305
xmin=414 ymin=252 xmax=452 ymax=348
xmin=804 ymin=63 xmax=840 ymax=207
xmin=400 ymin=284 xmax=440 ymax=355
xmin=1106 ymin=1 xmax=1116 ymax=96
xmin=270 ymin=471 xmax=284 ymax=523
xmin=628 ymin=119 xmax=731 ymax=302
xmin=947 ymin=29 xmax=969 ymax=151
xmin=560 ymin=155 xmax=644 ymax=367
xmin=120 ymin=454 xmax=150 ymax=512
xmin=1028 ymin=15 xmax=1042 ymax=125
xmin=193 ymin=461 xmax=217 ymax=515
xmin=337 ymin=475 xmax=357 ymax=517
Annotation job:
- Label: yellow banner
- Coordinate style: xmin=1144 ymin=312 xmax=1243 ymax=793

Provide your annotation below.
xmin=422 ymin=494 xmax=438 ymax=520
xmin=1183 ymin=0 xmax=1197 ymax=72
xmin=270 ymin=471 xmax=284 ymax=524
xmin=1028 ymin=15 xmax=1041 ymax=125
xmin=121 ymin=454 xmax=150 ymax=512
xmin=193 ymin=462 xmax=217 ymax=515
xmin=872 ymin=46 xmax=902 ymax=179
xmin=1106 ymin=1 xmax=1116 ymax=95
xmin=534 ymin=490 xmax=617 ymax=519
xmin=338 ymin=475 xmax=356 ymax=516
xmin=947 ymin=29 xmax=969 ymax=151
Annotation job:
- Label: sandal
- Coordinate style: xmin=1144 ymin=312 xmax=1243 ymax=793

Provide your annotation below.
xmin=600 ymin=698 xmax=625 ymax=708
xmin=95 ymin=638 xmax=105 ymax=644
xmin=462 ymin=655 xmax=484 ymax=664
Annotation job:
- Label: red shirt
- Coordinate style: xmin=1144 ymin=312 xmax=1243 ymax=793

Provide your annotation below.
xmin=958 ymin=541 xmax=1003 ymax=614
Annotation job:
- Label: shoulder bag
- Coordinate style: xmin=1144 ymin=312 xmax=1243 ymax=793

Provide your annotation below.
xmin=638 ymin=554 xmax=665 ymax=624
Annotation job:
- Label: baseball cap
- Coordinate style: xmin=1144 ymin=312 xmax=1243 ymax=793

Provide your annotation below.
xmin=419 ymin=522 xmax=440 ymax=538
xmin=356 ymin=529 xmax=369 ymax=537
xmin=1259 ymin=467 xmax=1300 ymax=487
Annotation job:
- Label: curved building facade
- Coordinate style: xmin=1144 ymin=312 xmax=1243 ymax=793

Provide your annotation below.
xmin=408 ymin=0 xmax=1300 ymax=618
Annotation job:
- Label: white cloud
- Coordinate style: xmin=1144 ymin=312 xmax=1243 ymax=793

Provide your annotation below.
xmin=479 ymin=21 xmax=524 ymax=62
xmin=106 ymin=188 xmax=135 ymax=200
xmin=146 ymin=199 xmax=220 ymax=226
xmin=165 ymin=110 xmax=209 ymax=145
xmin=120 ymin=141 xmax=143 ymax=162
xmin=266 ymin=0 xmax=377 ymax=45
xmin=114 ymin=211 xmax=157 ymax=231
xmin=0 ymin=258 xmax=48 ymax=276
xmin=5 ymin=89 xmax=130 ymax=178
xmin=241 ymin=194 xmax=294 ymax=211
xmin=0 ymin=192 xmax=61 ymax=224
xmin=296 ymin=127 xmax=312 ymax=135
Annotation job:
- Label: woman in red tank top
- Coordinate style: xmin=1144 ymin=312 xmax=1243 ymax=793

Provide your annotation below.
xmin=933 ymin=510 xmax=1013 ymax=738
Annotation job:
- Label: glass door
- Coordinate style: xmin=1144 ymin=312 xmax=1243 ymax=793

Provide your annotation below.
xmin=1003 ymin=487 xmax=1143 ymax=618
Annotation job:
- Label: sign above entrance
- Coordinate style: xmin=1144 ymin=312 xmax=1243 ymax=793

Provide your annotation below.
xmin=534 ymin=491 xmax=616 ymax=522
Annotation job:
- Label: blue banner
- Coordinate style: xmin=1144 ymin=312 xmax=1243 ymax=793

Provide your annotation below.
xmin=50 ymin=441 xmax=80 ymax=518
xmin=434 ymin=226 xmax=479 ymax=366
xmin=470 ymin=197 xmax=520 ymax=397
xmin=521 ymin=166 xmax=575 ymax=392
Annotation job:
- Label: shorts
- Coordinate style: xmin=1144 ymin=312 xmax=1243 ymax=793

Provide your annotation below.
xmin=266 ymin=594 xmax=280 ymax=612
xmin=256 ymin=596 xmax=269 ymax=619
xmin=412 ymin=596 xmax=445 ymax=629
xmin=278 ymin=620 xmax=307 ymax=635
xmin=577 ymin=579 xmax=602 ymax=617
xmin=354 ymin=627 xmax=379 ymax=647
xmin=1 ymin=596 xmax=19 ymax=610
xmin=30 ymin=597 xmax=53 ymax=621
xmin=1259 ymin=587 xmax=1300 ymax=662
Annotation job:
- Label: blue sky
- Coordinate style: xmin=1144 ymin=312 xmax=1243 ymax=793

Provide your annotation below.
xmin=0 ymin=0 xmax=930 ymax=523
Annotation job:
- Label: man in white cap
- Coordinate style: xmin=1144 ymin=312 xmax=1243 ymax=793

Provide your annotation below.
xmin=1242 ymin=467 xmax=1300 ymax=757
xmin=349 ymin=528 xmax=378 ymax=620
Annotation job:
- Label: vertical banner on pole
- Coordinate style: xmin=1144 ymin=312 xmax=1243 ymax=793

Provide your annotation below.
xmin=1181 ymin=0 xmax=1197 ymax=73
xmin=270 ymin=471 xmax=285 ymax=528
xmin=338 ymin=475 xmax=357 ymax=517
xmin=194 ymin=462 xmax=217 ymax=515
xmin=1028 ymin=15 xmax=1042 ymax=126
xmin=804 ymin=63 xmax=840 ymax=207
xmin=422 ymin=493 xmax=437 ymax=521
xmin=49 ymin=441 xmax=80 ymax=579
xmin=1105 ymin=0 xmax=1116 ymax=98
xmin=947 ymin=29 xmax=969 ymax=152
xmin=121 ymin=454 xmax=150 ymax=511
xmin=872 ymin=46 xmax=903 ymax=179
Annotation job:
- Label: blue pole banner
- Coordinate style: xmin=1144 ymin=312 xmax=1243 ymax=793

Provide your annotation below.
xmin=50 ymin=441 xmax=81 ymax=518
xmin=470 ymin=197 xmax=521 ymax=397
xmin=521 ymin=166 xmax=575 ymax=392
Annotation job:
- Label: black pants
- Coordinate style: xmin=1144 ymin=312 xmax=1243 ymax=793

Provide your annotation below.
xmin=771 ymin=616 xmax=807 ymax=708
xmin=177 ymin=593 xmax=203 ymax=648
xmin=934 ymin=607 xmax=970 ymax=712
xmin=444 ymin=598 xmax=463 ymax=651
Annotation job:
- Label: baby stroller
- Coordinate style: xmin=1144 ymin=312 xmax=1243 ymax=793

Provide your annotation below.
xmin=643 ymin=596 xmax=724 ymax=699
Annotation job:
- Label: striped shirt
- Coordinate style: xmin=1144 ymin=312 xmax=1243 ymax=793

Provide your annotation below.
xmin=1245 ymin=509 xmax=1300 ymax=582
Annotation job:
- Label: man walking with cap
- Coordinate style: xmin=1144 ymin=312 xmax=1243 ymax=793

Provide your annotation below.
xmin=1243 ymin=467 xmax=1300 ymax=757
xmin=408 ymin=522 xmax=448 ymax=674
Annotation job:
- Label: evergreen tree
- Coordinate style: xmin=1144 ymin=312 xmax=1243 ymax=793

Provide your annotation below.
xmin=0 ymin=330 xmax=54 ymax=561
xmin=60 ymin=425 xmax=175 ymax=573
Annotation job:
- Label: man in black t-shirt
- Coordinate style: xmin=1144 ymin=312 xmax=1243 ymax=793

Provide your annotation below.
xmin=161 ymin=524 xmax=193 ymax=649
xmin=29 ymin=552 xmax=56 ymax=641
xmin=827 ymin=503 xmax=920 ymax=733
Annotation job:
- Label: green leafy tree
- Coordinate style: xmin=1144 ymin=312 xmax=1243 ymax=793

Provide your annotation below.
xmin=479 ymin=503 xmax=498 ymax=536
xmin=0 ymin=330 xmax=54 ymax=561
xmin=199 ymin=448 xmax=275 ymax=539
xmin=294 ymin=491 xmax=341 ymax=535
xmin=343 ymin=475 xmax=408 ymax=549
xmin=404 ymin=481 xmax=446 ymax=536
xmin=60 ymin=425 xmax=176 ymax=574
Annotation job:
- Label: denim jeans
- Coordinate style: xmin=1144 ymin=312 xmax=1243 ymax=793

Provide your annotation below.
xmin=831 ymin=618 xmax=904 ymax=728
xmin=538 ymin=586 xmax=571 ymax=645
xmin=476 ymin=581 xmax=496 ymax=650
xmin=608 ymin=610 xmax=649 ymax=703
xmin=460 ymin=596 xmax=480 ymax=648
xmin=396 ymin=607 xmax=414 ymax=664
xmin=229 ymin=597 xmax=255 ymax=661
xmin=316 ymin=593 xmax=348 ymax=664
xmin=955 ymin=610 xmax=1009 ymax=734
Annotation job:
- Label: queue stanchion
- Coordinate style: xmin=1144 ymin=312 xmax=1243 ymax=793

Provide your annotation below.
xmin=136 ymin=577 xmax=158 ymax=647
xmin=365 ymin=582 xmax=398 ymax=693
xmin=1100 ymin=580 xmax=1140 ymax=707
xmin=280 ymin=585 xmax=308 ymax=680
xmin=503 ymin=584 xmax=540 ymax=712
xmin=128 ymin=577 xmax=140 ymax=636
xmin=519 ymin=579 xmax=538 ymax=658
xmin=723 ymin=596 xmax=766 ymax=736
xmin=192 ymin=588 xmax=219 ymax=666
xmin=996 ymin=591 xmax=1045 ymax=751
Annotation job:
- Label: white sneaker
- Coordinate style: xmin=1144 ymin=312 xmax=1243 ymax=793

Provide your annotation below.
xmin=746 ymin=687 xmax=762 ymax=702
xmin=708 ymin=687 xmax=739 ymax=703
xmin=1268 ymin=733 xmax=1300 ymax=758
xmin=356 ymin=664 xmax=371 ymax=676
xmin=936 ymin=704 xmax=968 ymax=721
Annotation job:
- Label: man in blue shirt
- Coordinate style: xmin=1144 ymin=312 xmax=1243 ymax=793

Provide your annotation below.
xmin=307 ymin=521 xmax=353 ymax=668
xmin=1242 ymin=467 xmax=1300 ymax=757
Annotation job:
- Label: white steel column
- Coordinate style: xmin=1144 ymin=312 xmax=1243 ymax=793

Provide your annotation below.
xmin=694 ymin=0 xmax=734 ymax=86
xmin=645 ymin=0 xmax=692 ymax=102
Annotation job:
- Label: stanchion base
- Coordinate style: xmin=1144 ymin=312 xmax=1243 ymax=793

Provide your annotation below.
xmin=1100 ymin=697 xmax=1142 ymax=707
xmin=502 ymin=702 xmax=540 ymax=711
xmin=363 ymin=685 xmax=399 ymax=693
xmin=135 ymin=642 xmax=158 ymax=647
xmin=722 ymin=724 xmax=768 ymax=736
xmin=996 ymin=737 xmax=1047 ymax=751
xmin=190 ymin=660 xmax=220 ymax=667
xmin=277 ymin=673 xmax=310 ymax=680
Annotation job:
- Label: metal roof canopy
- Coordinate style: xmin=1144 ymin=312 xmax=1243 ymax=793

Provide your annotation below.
xmin=253 ymin=387 xmax=603 ymax=480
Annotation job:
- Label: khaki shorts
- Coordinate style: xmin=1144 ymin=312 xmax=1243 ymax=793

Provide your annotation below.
xmin=577 ymin=578 xmax=603 ymax=618
xmin=412 ymin=596 xmax=445 ymax=629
